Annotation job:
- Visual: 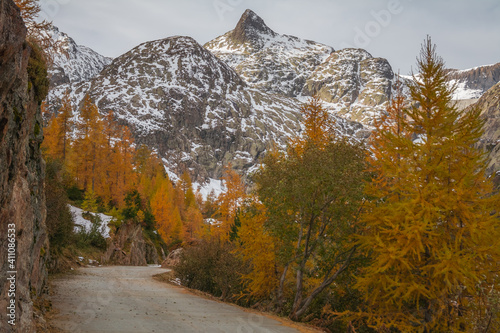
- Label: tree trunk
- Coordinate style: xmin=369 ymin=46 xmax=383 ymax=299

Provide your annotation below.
xmin=290 ymin=268 xmax=304 ymax=320
xmin=290 ymin=246 xmax=357 ymax=320
xmin=275 ymin=264 xmax=289 ymax=312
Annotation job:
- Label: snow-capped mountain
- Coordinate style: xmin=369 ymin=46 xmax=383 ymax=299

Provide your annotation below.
xmin=46 ymin=25 xmax=112 ymax=88
xmin=86 ymin=35 xmax=306 ymax=181
xmin=44 ymin=10 xmax=499 ymax=181
xmin=205 ymin=9 xmax=334 ymax=97
xmin=49 ymin=36 xmax=301 ymax=180
xmin=46 ymin=33 xmax=366 ymax=181
xmin=205 ymin=10 xmax=394 ymax=126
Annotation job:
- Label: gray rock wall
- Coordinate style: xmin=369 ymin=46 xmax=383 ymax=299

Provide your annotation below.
xmin=0 ymin=0 xmax=49 ymax=331
xmin=103 ymin=224 xmax=160 ymax=266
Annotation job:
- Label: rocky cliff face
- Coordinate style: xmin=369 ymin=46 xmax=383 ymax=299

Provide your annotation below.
xmin=448 ymin=63 xmax=500 ymax=100
xmin=472 ymin=82 xmax=500 ymax=174
xmin=103 ymin=224 xmax=162 ymax=266
xmin=302 ymin=48 xmax=393 ymax=125
xmin=0 ymin=0 xmax=49 ymax=331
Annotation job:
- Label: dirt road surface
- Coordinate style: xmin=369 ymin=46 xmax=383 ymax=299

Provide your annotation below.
xmin=50 ymin=266 xmax=306 ymax=333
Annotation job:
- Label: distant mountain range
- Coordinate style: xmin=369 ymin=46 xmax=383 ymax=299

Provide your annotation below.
xmin=45 ymin=9 xmax=500 ymax=186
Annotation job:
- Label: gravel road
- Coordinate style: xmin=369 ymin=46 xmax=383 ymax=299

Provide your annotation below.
xmin=50 ymin=266 xmax=305 ymax=333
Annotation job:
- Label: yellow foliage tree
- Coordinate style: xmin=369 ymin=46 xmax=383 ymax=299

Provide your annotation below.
xmin=354 ymin=37 xmax=500 ymax=332
xmin=41 ymin=91 xmax=73 ymax=161
xmin=41 ymin=113 xmax=61 ymax=160
xmin=237 ymin=201 xmax=278 ymax=300
xmin=109 ymin=124 xmax=136 ymax=206
xmin=57 ymin=92 xmax=74 ymax=161
xmin=213 ymin=165 xmax=246 ymax=241
xmin=176 ymin=171 xmax=203 ymax=242
xmin=289 ymin=95 xmax=335 ymax=154
xmin=72 ymin=95 xmax=105 ymax=192
xmin=183 ymin=206 xmax=204 ymax=243
xmin=135 ymin=145 xmax=165 ymax=201
xmin=151 ymin=178 xmax=183 ymax=246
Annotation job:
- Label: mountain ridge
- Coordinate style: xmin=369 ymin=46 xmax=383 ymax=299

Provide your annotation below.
xmin=46 ymin=25 xmax=112 ymax=87
xmin=44 ymin=9 xmax=500 ymax=183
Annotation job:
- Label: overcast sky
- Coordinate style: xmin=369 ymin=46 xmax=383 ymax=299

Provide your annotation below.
xmin=39 ymin=0 xmax=499 ymax=75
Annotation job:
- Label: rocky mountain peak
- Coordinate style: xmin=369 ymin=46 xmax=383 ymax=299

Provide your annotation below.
xmin=205 ymin=9 xmax=333 ymax=96
xmin=46 ymin=24 xmax=111 ymax=88
xmin=43 ymin=11 xmax=500 ymax=185
xmin=231 ymin=9 xmax=276 ymax=45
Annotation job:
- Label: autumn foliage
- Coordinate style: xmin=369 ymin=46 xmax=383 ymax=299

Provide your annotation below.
xmin=244 ymin=96 xmax=367 ymax=320
xmin=354 ymin=37 xmax=500 ymax=332
xmin=42 ymin=95 xmax=205 ymax=249
xmin=15 ymin=0 xmax=65 ymax=65
xmin=40 ymin=35 xmax=500 ymax=333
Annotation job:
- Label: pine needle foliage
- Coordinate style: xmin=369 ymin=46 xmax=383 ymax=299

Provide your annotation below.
xmin=354 ymin=37 xmax=500 ymax=332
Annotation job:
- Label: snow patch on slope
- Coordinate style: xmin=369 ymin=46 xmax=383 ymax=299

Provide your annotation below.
xmin=449 ymin=80 xmax=485 ymax=100
xmin=46 ymin=25 xmax=112 ymax=85
xmin=70 ymin=205 xmax=112 ymax=238
xmin=193 ymin=178 xmax=225 ymax=200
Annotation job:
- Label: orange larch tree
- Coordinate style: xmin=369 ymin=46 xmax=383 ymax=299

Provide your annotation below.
xmin=41 ymin=91 xmax=73 ymax=162
xmin=110 ymin=125 xmax=136 ymax=206
xmin=236 ymin=200 xmax=278 ymax=301
xmin=212 ymin=165 xmax=246 ymax=241
xmin=354 ymin=37 xmax=500 ymax=332
xmin=151 ymin=177 xmax=183 ymax=247
xmin=41 ymin=112 xmax=62 ymax=160
xmin=176 ymin=171 xmax=203 ymax=242
xmin=72 ymin=94 xmax=105 ymax=192
xmin=56 ymin=91 xmax=74 ymax=161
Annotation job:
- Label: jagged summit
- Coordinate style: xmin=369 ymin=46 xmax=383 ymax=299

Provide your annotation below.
xmin=230 ymin=9 xmax=276 ymax=44
xmin=205 ymin=9 xmax=334 ymax=96
xmin=44 ymin=14 xmax=500 ymax=184
xmin=45 ymin=24 xmax=111 ymax=88
xmin=46 ymin=32 xmax=305 ymax=180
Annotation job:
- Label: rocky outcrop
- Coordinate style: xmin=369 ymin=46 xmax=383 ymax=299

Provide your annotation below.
xmin=103 ymin=224 xmax=161 ymax=266
xmin=302 ymin=48 xmax=393 ymax=125
xmin=0 ymin=0 xmax=49 ymax=331
xmin=230 ymin=9 xmax=277 ymax=46
xmin=161 ymin=248 xmax=183 ymax=268
xmin=447 ymin=63 xmax=500 ymax=100
xmin=472 ymin=82 xmax=500 ymax=174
